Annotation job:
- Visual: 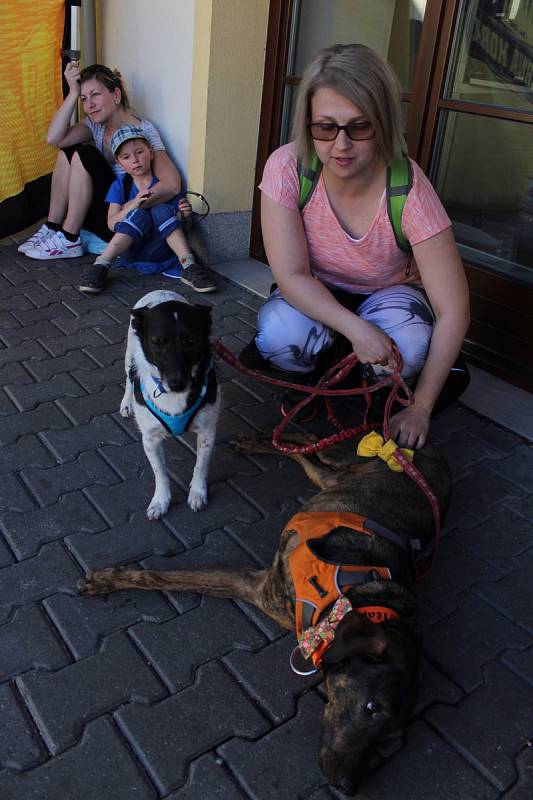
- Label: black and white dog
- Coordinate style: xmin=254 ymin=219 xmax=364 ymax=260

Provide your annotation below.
xmin=120 ymin=290 xmax=219 ymax=518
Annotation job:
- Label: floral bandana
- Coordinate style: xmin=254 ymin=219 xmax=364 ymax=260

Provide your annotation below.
xmin=298 ymin=595 xmax=353 ymax=660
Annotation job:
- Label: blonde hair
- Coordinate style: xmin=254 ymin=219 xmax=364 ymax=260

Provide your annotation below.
xmin=79 ymin=64 xmax=130 ymax=109
xmin=292 ymin=43 xmax=405 ymax=169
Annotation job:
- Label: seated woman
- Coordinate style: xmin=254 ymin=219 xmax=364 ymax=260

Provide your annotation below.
xmin=19 ymin=61 xmax=181 ymax=262
xmin=243 ymin=43 xmax=470 ymax=450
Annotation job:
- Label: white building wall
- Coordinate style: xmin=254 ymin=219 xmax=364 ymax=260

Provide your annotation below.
xmin=97 ymin=0 xmax=194 ymax=179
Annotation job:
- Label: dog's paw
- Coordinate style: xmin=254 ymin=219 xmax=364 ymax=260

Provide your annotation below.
xmin=146 ymin=494 xmax=171 ymax=520
xmin=120 ymin=400 xmax=133 ymax=418
xmin=187 ymin=484 xmax=208 ymax=512
xmin=77 ymin=568 xmax=119 ymax=595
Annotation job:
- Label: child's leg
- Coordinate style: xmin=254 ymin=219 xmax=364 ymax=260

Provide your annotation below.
xmin=165 ymin=227 xmax=193 ymax=260
xmin=100 ymin=232 xmax=135 ymax=262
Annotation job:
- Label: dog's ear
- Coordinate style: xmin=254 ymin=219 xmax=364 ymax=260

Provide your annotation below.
xmin=322 ymin=612 xmax=389 ymax=665
xmin=130 ymin=307 xmax=146 ymax=333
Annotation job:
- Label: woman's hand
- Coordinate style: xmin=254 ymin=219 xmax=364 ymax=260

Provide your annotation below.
xmin=64 ymin=61 xmax=81 ymax=95
xmin=389 ymin=402 xmax=430 ymax=450
xmin=348 ymin=318 xmax=393 ymax=367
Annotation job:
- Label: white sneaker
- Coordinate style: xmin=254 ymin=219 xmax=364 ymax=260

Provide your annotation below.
xmin=17 ymin=224 xmax=53 ymax=253
xmin=25 ymin=231 xmax=84 ymax=260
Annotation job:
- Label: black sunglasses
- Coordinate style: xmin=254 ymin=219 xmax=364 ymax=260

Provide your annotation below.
xmin=307 ymin=121 xmax=375 ymax=142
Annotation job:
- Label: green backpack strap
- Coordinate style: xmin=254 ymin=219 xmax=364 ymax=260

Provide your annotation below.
xmin=386 ymin=156 xmax=413 ymax=254
xmin=297 ymin=150 xmax=322 ymax=210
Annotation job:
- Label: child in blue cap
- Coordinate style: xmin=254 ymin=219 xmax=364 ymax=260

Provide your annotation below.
xmin=79 ymin=125 xmax=216 ymax=293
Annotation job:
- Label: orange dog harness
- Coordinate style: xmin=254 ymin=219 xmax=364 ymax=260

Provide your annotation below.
xmin=285 ymin=511 xmax=399 ymax=669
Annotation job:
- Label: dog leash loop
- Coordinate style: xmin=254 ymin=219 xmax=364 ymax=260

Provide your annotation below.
xmin=289 ymin=645 xmax=319 ymax=676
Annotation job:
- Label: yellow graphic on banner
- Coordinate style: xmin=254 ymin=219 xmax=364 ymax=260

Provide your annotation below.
xmin=0 ymin=0 xmax=65 ymax=203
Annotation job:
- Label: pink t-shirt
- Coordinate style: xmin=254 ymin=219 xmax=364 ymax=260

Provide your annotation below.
xmin=259 ymin=143 xmax=451 ymax=293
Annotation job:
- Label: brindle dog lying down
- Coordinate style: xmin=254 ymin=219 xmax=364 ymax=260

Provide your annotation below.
xmin=78 ymin=432 xmax=451 ymax=795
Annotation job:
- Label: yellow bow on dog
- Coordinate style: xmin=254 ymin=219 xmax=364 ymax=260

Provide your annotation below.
xmin=357 ymin=431 xmax=414 ymax=473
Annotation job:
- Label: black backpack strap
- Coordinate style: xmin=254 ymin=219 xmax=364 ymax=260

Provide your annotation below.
xmin=297 ymin=150 xmax=322 ymax=211
xmin=122 ymin=172 xmax=133 ymax=203
xmin=386 ymin=156 xmax=413 ymax=254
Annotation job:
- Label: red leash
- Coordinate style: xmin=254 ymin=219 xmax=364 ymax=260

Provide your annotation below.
xmin=210 ymin=337 xmax=441 ymax=570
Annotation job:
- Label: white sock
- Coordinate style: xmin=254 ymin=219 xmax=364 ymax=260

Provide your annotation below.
xmin=179 ymin=254 xmax=196 ymax=269
xmin=94 ymin=255 xmax=112 ymax=267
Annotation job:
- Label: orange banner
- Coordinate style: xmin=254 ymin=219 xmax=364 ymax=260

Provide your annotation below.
xmin=0 ymin=0 xmax=65 ymax=203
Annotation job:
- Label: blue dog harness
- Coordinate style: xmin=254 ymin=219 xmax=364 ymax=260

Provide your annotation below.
xmin=134 ymin=361 xmax=213 ymax=436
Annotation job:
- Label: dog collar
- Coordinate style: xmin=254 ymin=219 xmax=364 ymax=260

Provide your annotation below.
xmin=138 ymin=361 xmax=213 ymax=437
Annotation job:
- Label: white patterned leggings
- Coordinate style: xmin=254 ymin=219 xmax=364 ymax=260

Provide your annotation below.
xmin=255 ymin=284 xmax=435 ymax=381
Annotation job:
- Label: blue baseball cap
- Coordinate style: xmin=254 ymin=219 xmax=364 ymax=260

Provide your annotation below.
xmin=110 ymin=125 xmax=150 ymax=157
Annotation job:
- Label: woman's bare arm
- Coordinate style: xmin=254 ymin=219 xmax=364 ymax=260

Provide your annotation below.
xmin=138 ymin=151 xmax=181 ymax=207
xmin=47 ymin=62 xmax=93 ymax=149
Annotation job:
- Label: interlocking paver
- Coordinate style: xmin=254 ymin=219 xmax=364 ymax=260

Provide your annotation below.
xmin=426 ymin=660 xmax=533 ymax=791
xmin=219 ymin=691 xmax=326 ymax=800
xmin=44 ymin=588 xmax=175 ymax=659
xmin=450 ymin=507 xmax=533 ymax=573
xmin=41 ymin=328 xmax=107 ymax=356
xmin=476 ymin=564 xmax=533 ymax=634
xmin=165 ymin=753 xmax=247 ymax=799
xmin=224 ymin=632 xmax=320 ymax=723
xmin=56 ymin=384 xmax=125 ymax=424
xmin=0 ymin=717 xmax=156 ymax=800
xmin=0 ymin=471 xmax=37 ymax=513
xmin=84 ymin=473 xmax=186 ymax=526
xmin=0 ymin=541 xmax=81 ymax=622
xmin=67 ymin=509 xmax=182 ymax=570
xmin=23 ymin=350 xmax=96 ymax=380
xmin=424 ymin=594 xmax=531 ymax=692
xmin=0 ymin=603 xmax=70 ymax=681
xmin=5 ymin=372 xmax=86 ymax=411
xmin=20 ymin=450 xmax=119 ymax=506
xmin=502 ymin=644 xmax=533 ymax=685
xmin=0 ymin=401 xmax=72 ymax=446
xmin=1 ymin=491 xmax=106 ymax=559
xmin=116 ymin=660 xmax=269 ymax=795
xmin=18 ymin=631 xmax=166 ymax=755
xmin=131 ymin=596 xmax=266 ymax=691
xmin=0 ymin=339 xmax=49 ymax=365
xmin=502 ymin=747 xmax=533 ymax=799
xmin=41 ymin=414 xmax=133 ymax=462
xmin=0 ymin=683 xmax=45 ymax=770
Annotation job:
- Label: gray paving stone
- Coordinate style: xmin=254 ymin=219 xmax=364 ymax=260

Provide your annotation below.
xmin=452 ymin=467 xmax=527 ymax=519
xmin=0 ymin=434 xmax=55 ymax=473
xmin=502 ymin=644 xmax=533 ymax=686
xmin=1 ymin=491 xmax=106 ymax=559
xmin=224 ymin=633 xmax=320 ymax=724
xmin=427 ymin=660 xmax=533 ymax=791
xmin=424 ymin=594 xmax=531 ymax=692
xmin=85 ymin=473 xmax=186 ymax=526
xmin=116 ymin=660 xmax=269 ymax=795
xmin=415 ymin=658 xmax=463 ymax=713
xmin=466 ymin=415 xmax=524 ymax=453
xmin=21 ymin=450 xmax=119 ymax=507
xmin=0 ymin=320 xmax=63 ymax=345
xmin=414 ymin=536 xmax=502 ymax=620
xmin=52 ymin=308 xmax=119 ymax=335
xmin=41 ymin=414 xmax=133 ymax=462
xmin=451 ymin=508 xmax=533 ymax=573
xmin=163 ymin=482 xmax=262 ymax=548
xmin=165 ymin=753 xmax=247 ymax=799
xmin=0 ymin=683 xmax=45 ymax=770
xmin=24 ymin=350 xmax=96 ymax=381
xmin=0 ymin=603 xmax=69 ymax=681
xmin=0 ymin=311 xmax=22 ymax=330
xmin=11 ymin=302 xmax=78 ymax=325
xmin=0 ymin=388 xmax=17 ymax=414
xmin=219 ymin=691 xmax=326 ymax=800
xmin=352 ymin=719 xmax=499 ymax=800
xmin=485 ymin=445 xmax=533 ymax=493
xmin=0 ymin=472 xmax=37 ymax=513
xmin=18 ymin=631 xmax=166 ymax=755
xmin=211 ymin=407 xmax=259 ymax=442
xmin=68 ymin=508 xmax=182 ymax=570
xmin=22 ymin=285 xmax=80 ymax=308
xmin=56 ymin=384 xmax=125 ymax=424
xmin=501 ymin=747 xmax=533 ymax=799
xmin=5 ymin=372 xmax=86 ymax=411
xmin=0 ymin=402 xmax=72 ymax=446
xmin=0 ymin=291 xmax=34 ymax=312
xmin=476 ymin=564 xmax=533 ymax=635
xmin=41 ymin=328 xmax=107 ymax=356
xmin=438 ymin=429 xmax=503 ymax=476
xmin=227 ymin=501 xmax=302 ymax=567
xmin=132 ymin=596 xmax=265 ymax=691
xmin=100 ymin=440 xmax=175 ymax=481
xmin=0 ymin=339 xmax=49 ymax=365
xmin=44 ymin=588 xmax=175 ymax=659
xmin=72 ymin=362 xmax=125 ymax=392
xmin=83 ymin=340 xmax=125 ymax=367
xmin=0 ymin=716 xmax=156 ymax=800
xmin=0 ymin=533 xmax=14 ymax=567
xmin=228 ymin=459 xmax=313 ymax=516
xmin=0 ymin=541 xmax=81 ymax=622
xmin=0 ymin=361 xmax=34 ymax=388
